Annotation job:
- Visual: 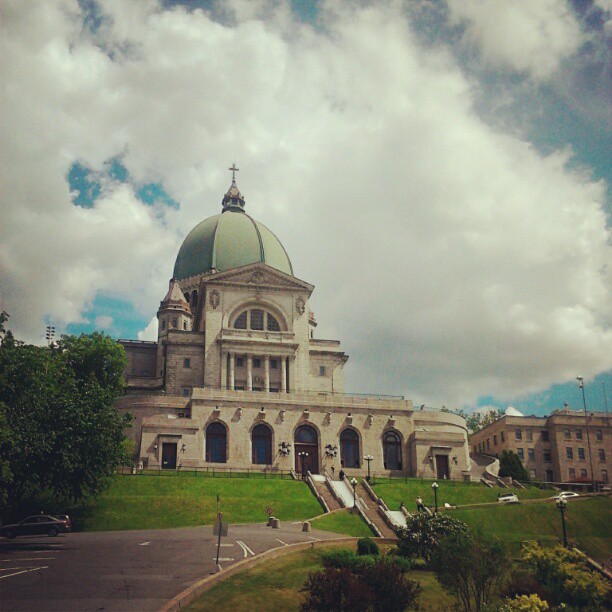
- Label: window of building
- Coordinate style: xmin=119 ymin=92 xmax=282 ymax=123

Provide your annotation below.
xmin=569 ymin=468 xmax=575 ymax=479
xmin=206 ymin=422 xmax=227 ymax=463
xmin=545 ymin=470 xmax=553 ymax=482
xmin=602 ymin=469 xmax=608 ymax=484
xmin=253 ymin=358 xmax=262 ymax=369
xmin=599 ymin=449 xmax=606 ymax=462
xmin=183 ymin=321 xmax=188 ymax=330
xmin=515 ymin=429 xmax=522 ymax=440
xmin=236 ymin=357 xmax=244 ymax=367
xmin=182 ymin=388 xmax=190 ymax=397
xmin=233 ymin=309 xmax=281 ymax=332
xmin=578 ymin=447 xmax=585 ymax=460
xmin=541 ymin=430 xmax=549 ymax=442
xmin=528 ymin=448 xmax=535 ymax=462
xmin=543 ymin=450 xmax=552 ymax=462
xmin=566 ymin=447 xmax=573 ymax=460
xmin=486 ymin=439 xmax=490 ymax=450
xmin=161 ymin=319 xmax=166 ymax=330
xmin=252 ymin=424 xmax=272 ymax=465
xmin=270 ymin=358 xmax=278 ymax=369
xmin=269 ymin=387 xmax=279 ymax=393
xmin=526 ymin=430 xmax=533 ymax=442
xmin=493 ymin=435 xmax=497 ymax=446
xmin=575 ymin=429 xmax=582 ymax=440
xmin=564 ymin=429 xmax=570 ymax=440
xmin=501 ymin=431 xmax=505 ymax=443
xmin=319 ymin=365 xmax=326 ymax=377
xmin=529 ymin=469 xmax=536 ymax=479
xmin=383 ymin=431 xmax=402 ymax=470
xmin=172 ymin=317 xmax=178 ymax=328
xmin=340 ymin=429 xmax=360 ymax=468
xmin=517 ymin=448 xmax=524 ymax=461
xmin=596 ymin=430 xmax=603 ymax=441
xmin=580 ymin=469 xmax=587 ymax=478
xmin=183 ymin=358 xmax=190 ymax=368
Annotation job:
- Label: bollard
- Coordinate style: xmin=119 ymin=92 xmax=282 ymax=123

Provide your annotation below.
xmin=267 ymin=516 xmax=275 ymax=526
xmin=272 ymin=518 xmax=280 ymax=529
xmin=302 ymin=521 xmax=311 ymax=532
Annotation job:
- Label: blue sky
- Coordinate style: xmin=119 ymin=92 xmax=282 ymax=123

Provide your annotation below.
xmin=2 ymin=0 xmax=610 ymax=416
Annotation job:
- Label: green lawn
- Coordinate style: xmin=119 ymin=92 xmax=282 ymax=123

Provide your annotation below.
xmin=372 ymin=477 xmax=551 ymax=511
xmin=69 ymin=473 xmax=323 ymax=531
xmin=451 ymin=496 xmax=612 ymax=563
xmin=186 ymin=542 xmax=457 ymax=611
xmin=310 ymin=509 xmax=375 ymax=537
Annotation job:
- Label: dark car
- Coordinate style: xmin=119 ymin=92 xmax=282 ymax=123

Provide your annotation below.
xmin=0 ymin=514 xmax=71 ymax=538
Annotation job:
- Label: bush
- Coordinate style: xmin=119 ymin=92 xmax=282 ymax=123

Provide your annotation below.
xmin=357 ymin=537 xmax=379 ymax=556
xmin=499 ymin=450 xmax=530 ymax=482
xmin=497 ymin=594 xmax=549 ymax=611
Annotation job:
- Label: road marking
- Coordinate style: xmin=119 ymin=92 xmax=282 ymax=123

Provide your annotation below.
xmin=220 ymin=543 xmax=234 ymax=547
xmin=236 ymin=540 xmax=255 ymax=557
xmin=275 ymin=539 xmax=289 ymax=546
xmin=0 ymin=566 xmax=48 ymax=579
xmin=213 ymin=558 xmax=234 ymax=562
xmin=139 ymin=541 xmax=151 ymax=546
xmin=306 ymin=536 xmax=321 ymax=541
xmin=0 ymin=567 xmax=30 ymax=571
xmin=0 ymin=557 xmax=55 ymax=562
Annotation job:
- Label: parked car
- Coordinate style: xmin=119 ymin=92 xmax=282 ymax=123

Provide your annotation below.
xmin=551 ymin=491 xmax=580 ymax=500
xmin=0 ymin=514 xmax=71 ymax=539
xmin=497 ymin=493 xmax=519 ymax=504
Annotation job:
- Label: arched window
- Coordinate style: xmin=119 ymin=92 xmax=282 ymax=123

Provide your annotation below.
xmin=340 ymin=429 xmax=360 ymax=468
xmin=206 ymin=422 xmax=227 ymax=463
xmin=295 ymin=425 xmax=317 ymax=444
xmin=233 ymin=309 xmax=282 ymax=331
xmin=252 ymin=424 xmax=272 ymax=464
xmin=191 ymin=290 xmax=198 ymax=309
xmin=184 ymin=292 xmax=190 ymax=304
xmin=383 ymin=431 xmax=402 ymax=470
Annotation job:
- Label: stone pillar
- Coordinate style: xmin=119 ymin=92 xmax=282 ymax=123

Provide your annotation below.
xmin=221 ymin=351 xmax=227 ymax=390
xmin=281 ymin=357 xmax=287 ymax=392
xmin=229 ymin=353 xmax=235 ymax=391
xmin=264 ymin=355 xmax=270 ymax=392
xmin=247 ymin=354 xmax=253 ymax=391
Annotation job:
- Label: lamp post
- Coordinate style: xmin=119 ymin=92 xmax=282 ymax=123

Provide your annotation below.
xmin=431 ymin=481 xmax=439 ymax=514
xmin=298 ymin=451 xmax=309 ymax=480
xmin=577 ymin=377 xmax=596 ymax=492
xmin=364 ymin=455 xmax=373 ymax=482
xmin=556 ymin=497 xmax=568 ymax=547
xmin=350 ymin=477 xmax=357 ymax=510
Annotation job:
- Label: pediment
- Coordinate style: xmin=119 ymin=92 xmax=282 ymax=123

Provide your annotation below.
xmin=204 ymin=263 xmax=314 ymax=293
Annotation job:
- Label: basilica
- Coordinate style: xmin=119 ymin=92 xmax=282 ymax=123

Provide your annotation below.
xmin=117 ymin=170 xmax=470 ymax=480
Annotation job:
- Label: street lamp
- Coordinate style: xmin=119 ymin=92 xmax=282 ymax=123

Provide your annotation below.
xmin=431 ymin=481 xmax=439 ymax=514
xmin=577 ymin=376 xmax=596 ymax=492
xmin=556 ymin=497 xmax=568 ymax=547
xmin=298 ymin=451 xmax=309 ymax=480
xmin=45 ymin=324 xmax=55 ymax=346
xmin=364 ymin=455 xmax=373 ymax=481
xmin=350 ymin=477 xmax=357 ymax=509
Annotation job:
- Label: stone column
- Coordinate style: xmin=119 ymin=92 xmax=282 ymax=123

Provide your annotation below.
xmin=221 ymin=351 xmax=227 ymax=389
xmin=264 ymin=355 xmax=270 ymax=392
xmin=281 ymin=357 xmax=287 ymax=392
xmin=229 ymin=353 xmax=235 ymax=391
xmin=247 ymin=354 xmax=253 ymax=391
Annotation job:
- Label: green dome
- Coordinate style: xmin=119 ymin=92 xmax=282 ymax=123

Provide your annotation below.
xmin=173 ymin=180 xmax=293 ymax=280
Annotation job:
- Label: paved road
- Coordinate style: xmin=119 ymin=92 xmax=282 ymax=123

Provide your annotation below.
xmin=0 ymin=522 xmax=344 ymax=611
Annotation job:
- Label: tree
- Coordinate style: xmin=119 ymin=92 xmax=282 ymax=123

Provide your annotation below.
xmin=520 ymin=541 xmax=611 ymax=609
xmin=430 ymin=531 xmax=510 ymax=611
xmin=499 ymin=450 xmax=530 ymax=482
xmin=0 ymin=329 xmax=131 ymax=510
xmin=466 ymin=409 xmax=503 ymax=434
xmin=396 ymin=513 xmax=468 ymax=562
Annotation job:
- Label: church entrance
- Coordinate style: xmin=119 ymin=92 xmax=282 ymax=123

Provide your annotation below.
xmin=294 ymin=425 xmax=319 ymax=476
xmin=435 ymin=454 xmax=449 ymax=479
xmin=161 ymin=442 xmax=177 ymax=470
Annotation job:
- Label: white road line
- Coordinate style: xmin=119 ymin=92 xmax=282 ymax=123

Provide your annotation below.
xmin=220 ymin=543 xmax=234 ymax=547
xmin=213 ymin=558 xmax=234 ymax=562
xmin=0 ymin=567 xmax=30 ymax=571
xmin=0 ymin=557 xmax=55 ymax=562
xmin=306 ymin=536 xmax=321 ymax=541
xmin=0 ymin=566 xmax=48 ymax=579
xmin=236 ymin=540 xmax=255 ymax=557
xmin=275 ymin=539 xmax=289 ymax=546
xmin=139 ymin=541 xmax=150 ymax=546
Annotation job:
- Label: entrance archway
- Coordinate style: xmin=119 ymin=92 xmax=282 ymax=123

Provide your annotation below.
xmin=294 ymin=424 xmax=319 ymax=475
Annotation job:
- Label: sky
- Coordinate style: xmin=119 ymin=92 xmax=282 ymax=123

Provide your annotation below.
xmin=1 ymin=0 xmax=610 ymax=416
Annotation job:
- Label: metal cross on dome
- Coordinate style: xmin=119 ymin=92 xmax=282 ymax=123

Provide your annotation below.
xmin=228 ymin=163 xmax=239 ymax=181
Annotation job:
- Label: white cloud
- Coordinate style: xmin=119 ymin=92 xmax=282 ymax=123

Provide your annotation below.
xmin=447 ymin=0 xmax=585 ymax=81
xmin=95 ymin=315 xmax=114 ymax=329
xmin=138 ymin=317 xmax=158 ymax=341
xmin=0 ymin=0 xmax=609 ymax=408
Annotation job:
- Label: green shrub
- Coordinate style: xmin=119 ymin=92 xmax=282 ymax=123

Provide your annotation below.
xmin=321 ymin=548 xmax=375 ymax=572
xmin=497 ymin=593 xmax=549 ymax=611
xmin=357 ymin=537 xmax=379 ymax=556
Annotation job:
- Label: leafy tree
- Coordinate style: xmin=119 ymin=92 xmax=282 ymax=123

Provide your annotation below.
xmin=0 ymin=329 xmax=131 ymax=511
xmin=520 ymin=541 xmax=611 ymax=609
xmin=497 ymin=593 xmax=549 ymax=611
xmin=499 ymin=450 xmax=530 ymax=482
xmin=429 ymin=531 xmax=509 ymax=612
xmin=357 ymin=537 xmax=379 ymax=556
xmin=466 ymin=409 xmax=503 ymax=434
xmin=396 ymin=513 xmax=467 ymax=562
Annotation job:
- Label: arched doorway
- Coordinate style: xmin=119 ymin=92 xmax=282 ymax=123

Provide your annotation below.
xmin=252 ymin=424 xmax=272 ymax=465
xmin=340 ymin=428 xmax=360 ymax=468
xmin=206 ymin=422 xmax=227 ymax=463
xmin=383 ymin=430 xmax=402 ymax=470
xmin=294 ymin=424 xmax=319 ymax=476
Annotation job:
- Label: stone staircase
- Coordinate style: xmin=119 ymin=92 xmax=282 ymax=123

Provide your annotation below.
xmin=355 ymin=481 xmax=397 ymax=539
xmin=309 ymin=474 xmax=343 ymax=511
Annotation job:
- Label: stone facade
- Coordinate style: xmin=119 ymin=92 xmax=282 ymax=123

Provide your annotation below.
xmin=118 ymin=180 xmax=471 ymax=479
xmin=470 ymin=409 xmax=611 ymax=484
